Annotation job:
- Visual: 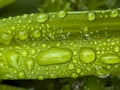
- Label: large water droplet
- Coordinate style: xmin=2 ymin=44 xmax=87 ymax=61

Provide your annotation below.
xmin=87 ymin=12 xmax=95 ymax=21
xmin=5 ymin=50 xmax=19 ymax=69
xmin=36 ymin=48 xmax=73 ymax=65
xmin=58 ymin=10 xmax=67 ymax=18
xmin=37 ymin=13 xmax=48 ymax=23
xmin=0 ymin=33 xmax=12 ymax=45
xmin=79 ymin=48 xmax=96 ymax=63
xmin=25 ymin=58 xmax=34 ymax=71
xmin=100 ymin=54 xmax=120 ymax=64
xmin=110 ymin=9 xmax=118 ymax=17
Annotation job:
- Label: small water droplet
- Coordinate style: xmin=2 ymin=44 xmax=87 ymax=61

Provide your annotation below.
xmin=37 ymin=13 xmax=48 ymax=23
xmin=110 ymin=9 xmax=118 ymax=17
xmin=42 ymin=44 xmax=47 ymax=48
xmin=73 ymin=59 xmax=77 ymax=63
xmin=38 ymin=75 xmax=44 ymax=80
xmin=32 ymin=30 xmax=41 ymax=38
xmin=30 ymin=49 xmax=37 ymax=55
xmin=21 ymin=49 xmax=28 ymax=58
xmin=76 ymin=69 xmax=81 ymax=73
xmin=25 ymin=58 xmax=34 ymax=71
xmin=58 ymin=10 xmax=67 ymax=18
xmin=87 ymin=12 xmax=95 ymax=21
xmin=114 ymin=46 xmax=119 ymax=52
xmin=18 ymin=71 xmax=25 ymax=79
xmin=71 ymin=73 xmax=78 ymax=78
xmin=50 ymin=73 xmax=57 ymax=78
xmin=16 ymin=30 xmax=28 ymax=40
xmin=73 ymin=50 xmax=77 ymax=55
xmin=68 ymin=64 xmax=75 ymax=70
xmin=100 ymin=54 xmax=120 ymax=64
xmin=79 ymin=47 xmax=96 ymax=63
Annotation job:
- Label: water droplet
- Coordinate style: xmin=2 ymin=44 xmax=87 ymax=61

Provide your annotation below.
xmin=37 ymin=13 xmax=48 ymax=23
xmin=56 ymin=42 xmax=61 ymax=47
xmin=25 ymin=58 xmax=34 ymax=71
xmin=16 ymin=30 xmax=28 ymax=40
xmin=36 ymin=48 xmax=72 ymax=65
xmin=73 ymin=59 xmax=77 ymax=63
xmin=68 ymin=64 xmax=75 ymax=70
xmin=86 ymin=67 xmax=91 ymax=71
xmin=87 ymin=12 xmax=95 ymax=21
xmin=32 ymin=30 xmax=41 ymax=38
xmin=58 ymin=10 xmax=67 ymax=18
xmin=21 ymin=49 xmax=28 ymax=58
xmin=114 ymin=64 xmax=119 ymax=69
xmin=18 ymin=71 xmax=25 ymax=79
xmin=5 ymin=50 xmax=19 ymax=69
xmin=71 ymin=73 xmax=78 ymax=78
xmin=42 ymin=44 xmax=47 ymax=48
xmin=50 ymin=74 xmax=57 ymax=78
xmin=73 ymin=50 xmax=77 ymax=55
xmin=79 ymin=48 xmax=96 ymax=63
xmin=0 ymin=33 xmax=12 ymax=45
xmin=30 ymin=49 xmax=37 ymax=55
xmin=38 ymin=75 xmax=44 ymax=80
xmin=114 ymin=46 xmax=119 ymax=52
xmin=110 ymin=9 xmax=118 ymax=17
xmin=83 ymin=26 xmax=88 ymax=32
xmin=100 ymin=54 xmax=120 ymax=64
xmin=76 ymin=69 xmax=81 ymax=73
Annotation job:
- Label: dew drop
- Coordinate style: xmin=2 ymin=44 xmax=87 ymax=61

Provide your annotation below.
xmin=18 ymin=71 xmax=25 ymax=79
xmin=71 ymin=73 xmax=78 ymax=78
xmin=76 ymin=69 xmax=81 ymax=73
xmin=73 ymin=50 xmax=77 ymax=55
xmin=50 ymin=74 xmax=57 ymax=78
xmin=25 ymin=58 xmax=34 ymax=71
xmin=30 ymin=49 xmax=37 ymax=55
xmin=73 ymin=59 xmax=77 ymax=63
xmin=58 ymin=10 xmax=67 ymax=18
xmin=0 ymin=33 xmax=12 ymax=45
xmin=16 ymin=30 xmax=28 ymax=40
xmin=37 ymin=13 xmax=48 ymax=23
xmin=21 ymin=49 xmax=28 ymax=58
xmin=32 ymin=30 xmax=41 ymax=38
xmin=68 ymin=64 xmax=75 ymax=70
xmin=100 ymin=54 xmax=120 ymax=64
xmin=79 ymin=47 xmax=96 ymax=63
xmin=5 ymin=50 xmax=19 ymax=69
xmin=114 ymin=46 xmax=119 ymax=53
xmin=38 ymin=75 xmax=44 ymax=80
xmin=36 ymin=48 xmax=73 ymax=65
xmin=87 ymin=12 xmax=95 ymax=21
xmin=110 ymin=9 xmax=118 ymax=17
